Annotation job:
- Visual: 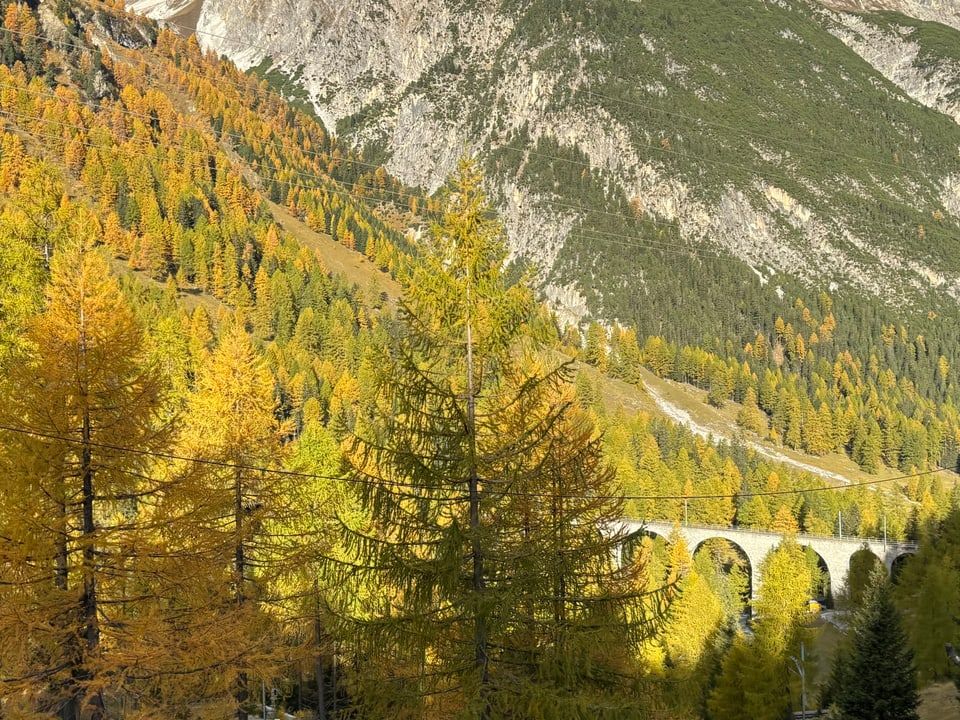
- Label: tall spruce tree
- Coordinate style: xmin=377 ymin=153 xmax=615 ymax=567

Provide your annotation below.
xmin=830 ymin=567 xmax=919 ymax=720
xmin=330 ymin=160 xmax=663 ymax=719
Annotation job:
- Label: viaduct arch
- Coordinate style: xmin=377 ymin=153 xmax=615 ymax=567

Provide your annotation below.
xmin=619 ymin=519 xmax=918 ymax=598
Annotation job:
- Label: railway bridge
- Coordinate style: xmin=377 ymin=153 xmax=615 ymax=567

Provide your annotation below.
xmin=618 ymin=519 xmax=918 ymax=597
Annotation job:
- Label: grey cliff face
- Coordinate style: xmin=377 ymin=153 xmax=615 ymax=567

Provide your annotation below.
xmin=824 ymin=10 xmax=960 ymax=124
xmin=130 ymin=0 xmax=464 ymax=139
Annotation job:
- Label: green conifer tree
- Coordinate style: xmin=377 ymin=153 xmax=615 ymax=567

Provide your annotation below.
xmin=708 ymin=635 xmax=787 ymax=720
xmin=829 ymin=568 xmax=919 ymax=720
xmin=329 ymin=160 xmax=663 ymax=719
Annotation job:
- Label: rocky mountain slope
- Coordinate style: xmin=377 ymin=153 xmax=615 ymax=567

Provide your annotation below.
xmin=820 ymin=0 xmax=960 ymax=30
xmin=125 ymin=0 xmax=960 ymax=338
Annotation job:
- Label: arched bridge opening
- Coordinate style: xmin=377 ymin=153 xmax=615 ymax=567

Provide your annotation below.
xmin=890 ymin=552 xmax=912 ymax=584
xmin=800 ymin=545 xmax=832 ymax=608
xmin=692 ymin=537 xmax=752 ymax=612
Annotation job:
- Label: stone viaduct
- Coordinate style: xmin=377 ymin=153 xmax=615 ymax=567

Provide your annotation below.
xmin=617 ymin=519 xmax=918 ymax=598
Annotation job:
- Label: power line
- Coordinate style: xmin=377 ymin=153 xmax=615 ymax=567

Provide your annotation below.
xmin=0 ymin=421 xmax=941 ymax=502
xmin=0 ymin=422 xmax=359 ymax=488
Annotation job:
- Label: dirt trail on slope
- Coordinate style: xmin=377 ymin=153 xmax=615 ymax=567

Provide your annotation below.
xmin=582 ymin=360 xmax=935 ymax=488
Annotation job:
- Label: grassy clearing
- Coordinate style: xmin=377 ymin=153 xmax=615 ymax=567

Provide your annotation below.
xmin=920 ymin=681 xmax=960 ymax=720
xmin=263 ymin=197 xmax=403 ymax=304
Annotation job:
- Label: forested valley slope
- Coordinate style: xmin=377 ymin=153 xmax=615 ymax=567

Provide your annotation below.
xmin=0 ymin=2 xmax=959 ymax=719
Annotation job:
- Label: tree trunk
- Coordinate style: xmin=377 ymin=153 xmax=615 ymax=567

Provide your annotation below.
xmin=235 ymin=467 xmax=248 ymax=720
xmin=77 ymin=292 xmax=103 ymax=720
xmin=55 ymin=491 xmax=76 ymax=720
xmin=465 ymin=286 xmax=489 ymax=716
xmin=315 ymin=600 xmax=326 ymax=720
xmin=81 ymin=410 xmax=104 ymax=720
